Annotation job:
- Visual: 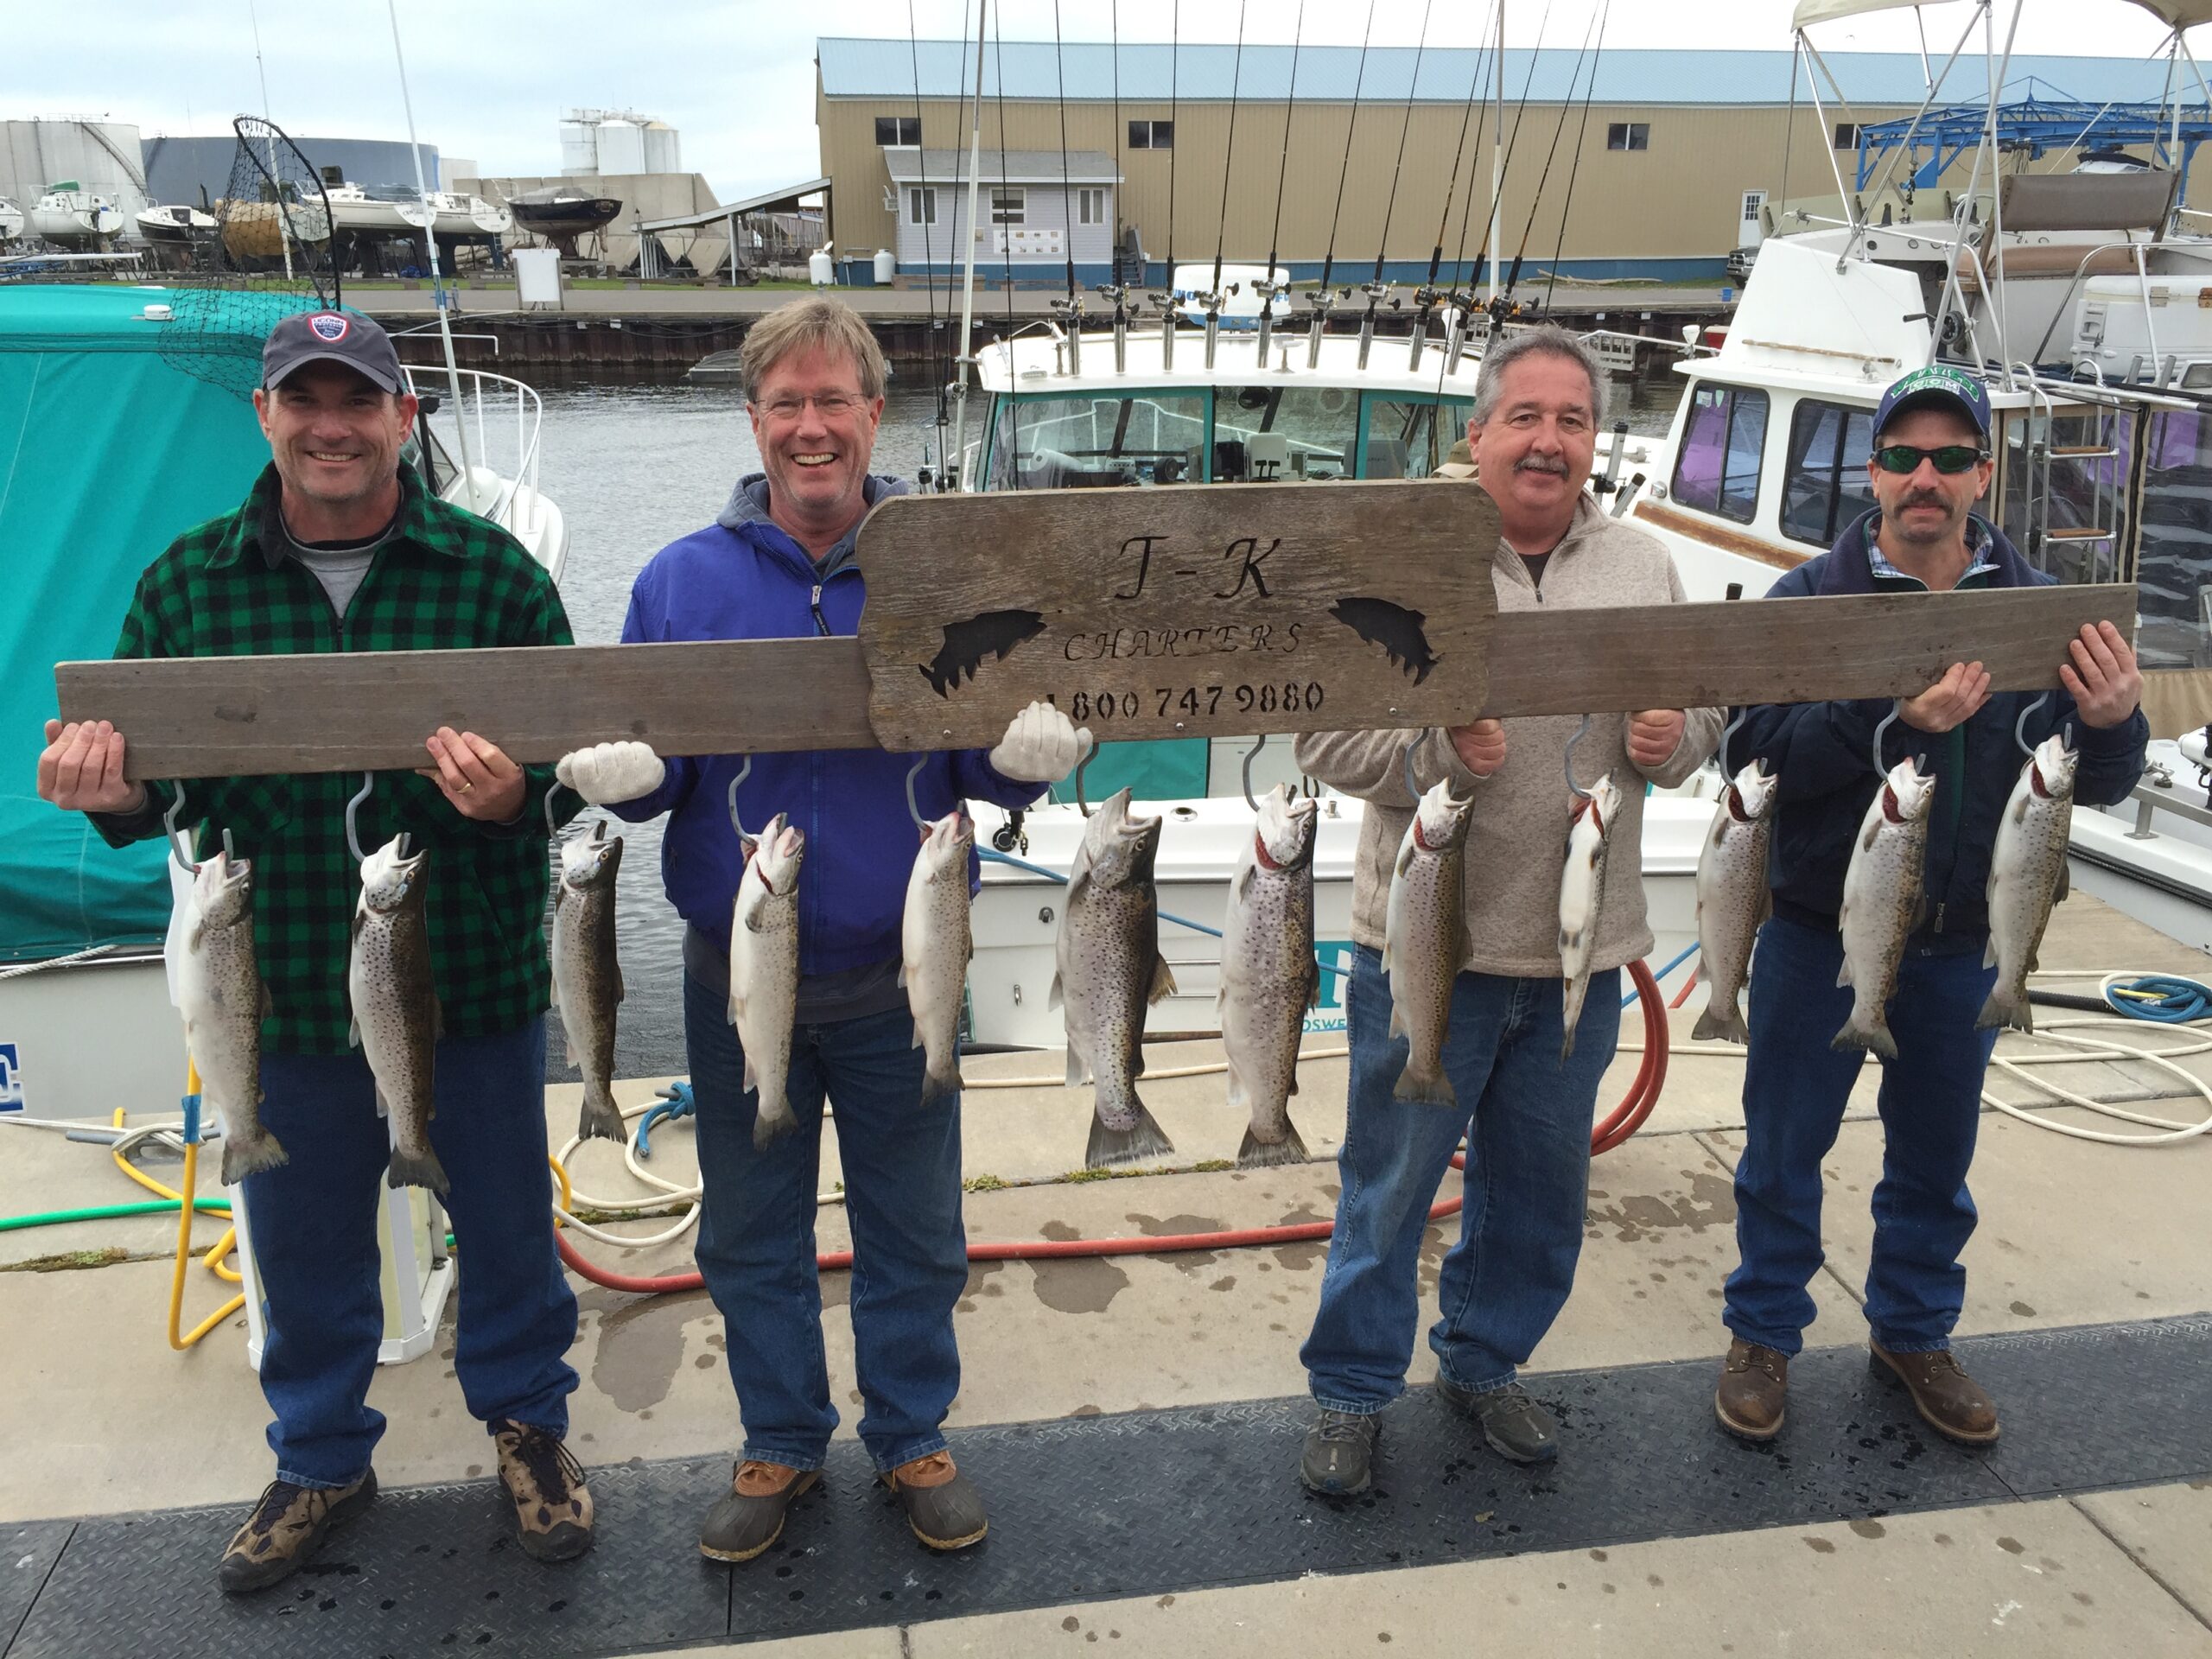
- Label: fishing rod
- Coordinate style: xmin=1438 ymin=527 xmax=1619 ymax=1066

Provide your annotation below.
xmin=1541 ymin=0 xmax=1611 ymax=320
xmin=1479 ymin=0 xmax=1555 ymax=332
xmin=1149 ymin=1 xmax=1185 ymax=371
xmin=1094 ymin=0 xmax=1129 ymax=374
xmin=1049 ymin=0 xmax=1083 ymax=374
xmin=948 ymin=0 xmax=988 ymax=492
xmin=1308 ymin=0 xmax=1378 ymax=369
xmin=1501 ymin=0 xmax=1599 ymax=308
xmin=906 ymin=0 xmax=947 ymax=486
xmin=1254 ymin=0 xmax=1306 ymax=365
xmin=1199 ymin=0 xmax=1249 ymax=372
xmin=1436 ymin=2 xmax=1503 ymax=380
xmin=1412 ymin=5 xmax=1494 ymax=372
xmin=992 ymin=4 xmax=1021 ymax=484
xmin=1357 ymin=0 xmax=1434 ymax=371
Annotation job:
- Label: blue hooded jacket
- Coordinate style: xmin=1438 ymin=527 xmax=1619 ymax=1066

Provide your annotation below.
xmin=1738 ymin=509 xmax=2147 ymax=950
xmin=610 ymin=473 xmax=1044 ymax=978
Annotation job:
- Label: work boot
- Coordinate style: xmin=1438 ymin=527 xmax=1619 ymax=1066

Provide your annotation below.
xmin=1299 ymin=1408 xmax=1381 ymax=1495
xmin=880 ymin=1451 xmax=988 ymax=1550
xmin=700 ymin=1460 xmax=819 ymax=1562
xmin=1714 ymin=1338 xmax=1789 ymax=1442
xmin=215 ymin=1470 xmax=378 ymax=1594
xmin=1438 ymin=1378 xmax=1559 ymax=1465
xmin=492 ymin=1420 xmax=594 ymax=1563
xmin=1871 ymin=1340 xmax=2001 ymax=1446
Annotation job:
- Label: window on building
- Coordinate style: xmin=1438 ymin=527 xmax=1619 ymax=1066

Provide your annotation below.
xmin=1077 ymin=187 xmax=1108 ymax=226
xmin=990 ymin=187 xmax=1026 ymax=226
xmin=908 ymin=187 xmax=938 ymax=226
xmin=875 ymin=117 xmax=921 ymax=147
xmin=1780 ymin=399 xmax=1876 ymax=546
xmin=1671 ymin=383 xmax=1769 ymax=523
xmin=1606 ymin=122 xmax=1649 ymax=152
xmin=1834 ymin=122 xmax=1860 ymax=149
xmin=1128 ymin=119 xmax=1174 ymax=150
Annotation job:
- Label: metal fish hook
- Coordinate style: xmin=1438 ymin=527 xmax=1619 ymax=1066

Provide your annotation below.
xmin=344 ymin=772 xmax=375 ymax=864
xmin=905 ymin=754 xmax=931 ymax=835
xmin=1402 ymin=738 xmax=1423 ymax=804
xmin=1719 ymin=708 xmax=1747 ymax=778
xmin=1242 ymin=732 xmax=1268 ymax=814
xmin=1073 ymin=733 xmax=1099 ymax=819
xmin=725 ymin=754 xmax=753 ymax=846
xmin=1872 ymin=708 xmax=1900 ymax=779
xmin=2014 ymin=690 xmax=2050 ymax=759
xmin=1563 ymin=714 xmax=1596 ymax=802
xmin=543 ymin=779 xmax=564 ymax=842
xmin=162 ymin=785 xmax=199 ymax=876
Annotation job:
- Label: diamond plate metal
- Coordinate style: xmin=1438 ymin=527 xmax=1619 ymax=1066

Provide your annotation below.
xmin=0 ymin=1523 xmax=70 ymax=1654
xmin=6 ymin=1319 xmax=2210 ymax=1657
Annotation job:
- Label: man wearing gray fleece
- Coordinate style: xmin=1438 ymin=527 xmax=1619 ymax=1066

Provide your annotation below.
xmin=1295 ymin=327 xmax=1721 ymax=1494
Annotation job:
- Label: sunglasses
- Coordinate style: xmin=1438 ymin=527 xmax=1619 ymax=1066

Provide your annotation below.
xmin=1872 ymin=443 xmax=1986 ymax=475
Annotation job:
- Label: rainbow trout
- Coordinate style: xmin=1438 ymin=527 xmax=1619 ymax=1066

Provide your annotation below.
xmin=1691 ymin=760 xmax=1779 ymax=1046
xmin=348 ymin=835 xmax=447 ymax=1194
xmin=1834 ymin=757 xmax=1936 ymax=1058
xmin=729 ymin=813 xmax=806 ymax=1149
xmin=551 ymin=823 xmax=626 ymax=1144
xmin=1383 ymin=776 xmax=1478 ymax=1105
xmin=1559 ymin=772 xmax=1623 ymax=1061
xmin=178 ymin=849 xmax=282 ymax=1185
xmin=1220 ymin=785 xmax=1320 ymax=1168
xmin=902 ymin=808 xmax=976 ymax=1105
xmin=1978 ymin=733 xmax=2079 ymax=1033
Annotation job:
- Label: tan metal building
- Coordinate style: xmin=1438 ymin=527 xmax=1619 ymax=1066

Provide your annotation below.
xmin=816 ymin=39 xmax=2188 ymax=285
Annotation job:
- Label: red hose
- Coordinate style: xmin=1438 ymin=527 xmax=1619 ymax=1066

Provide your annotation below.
xmin=556 ymin=957 xmax=1675 ymax=1295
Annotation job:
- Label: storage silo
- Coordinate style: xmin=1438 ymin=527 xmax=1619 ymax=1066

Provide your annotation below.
xmin=595 ymin=118 xmax=646 ymax=177
xmin=0 ymin=118 xmax=150 ymax=223
xmin=642 ymin=121 xmax=681 ymax=175
xmin=559 ymin=118 xmax=598 ymax=177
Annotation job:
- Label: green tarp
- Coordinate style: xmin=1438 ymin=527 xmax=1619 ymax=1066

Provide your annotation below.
xmin=0 ymin=286 xmax=314 ymax=961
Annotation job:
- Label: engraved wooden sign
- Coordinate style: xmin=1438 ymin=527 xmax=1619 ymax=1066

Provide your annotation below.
xmin=851 ymin=481 xmax=1500 ymax=752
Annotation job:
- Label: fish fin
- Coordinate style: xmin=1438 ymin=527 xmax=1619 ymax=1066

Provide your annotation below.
xmin=1392 ymin=1057 xmax=1457 ymax=1107
xmin=1690 ymin=1000 xmax=1749 ymax=1046
xmin=185 ymin=921 xmax=204 ymax=954
xmin=1912 ymin=888 xmax=1930 ymax=931
xmin=1065 ymin=1044 xmax=1090 ymax=1087
xmin=1394 ymin=838 xmax=1415 ymax=879
xmin=1860 ymin=817 xmax=1881 ymax=854
xmin=1835 ymin=955 xmax=1854 ymax=989
xmin=347 ymin=1015 xmax=361 ymax=1049
xmin=1236 ymin=1119 xmax=1310 ymax=1171
xmin=741 ymin=1053 xmax=760 ymax=1093
xmin=1388 ymin=1000 xmax=1407 ymax=1040
xmin=1306 ymin=959 xmax=1323 ymax=1011
xmin=1065 ymin=865 xmax=1092 ymax=908
xmin=432 ymin=997 xmax=445 ymax=1041
xmin=1148 ymin=955 xmax=1178 ymax=1006
xmin=1047 ymin=971 xmax=1064 ymax=1012
xmin=386 ymin=1146 xmax=451 ymax=1197
xmin=752 ymin=1096 xmax=798 ymax=1151
xmin=1234 ymin=862 xmax=1255 ymax=903
xmin=564 ymin=1030 xmax=581 ymax=1067
xmin=2055 ymin=861 xmax=2071 ymax=905
xmin=1560 ymin=1030 xmax=1578 ymax=1063
xmin=1086 ymin=1100 xmax=1174 ymax=1168
xmin=2015 ymin=997 xmax=2035 ymax=1036
xmin=1983 ymin=934 xmax=1999 ymax=969
xmin=898 ymin=960 xmax=911 ymax=989
xmin=372 ymin=1084 xmax=390 ymax=1121
xmin=219 ymin=1129 xmax=289 ymax=1186
xmin=548 ymin=973 xmax=559 ymax=1009
xmin=2012 ymin=792 xmax=2030 ymax=824
xmin=918 ymin=1056 xmax=962 ymax=1104
xmin=260 ymin=984 xmax=273 ymax=1020
xmin=576 ymin=1093 xmax=626 ymax=1144
xmin=727 ymin=992 xmax=744 ymax=1027
xmin=613 ymin=964 xmax=626 ymax=1003
xmin=1831 ymin=1012 xmax=1897 ymax=1059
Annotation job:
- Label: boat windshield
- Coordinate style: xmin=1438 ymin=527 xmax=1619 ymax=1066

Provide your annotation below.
xmin=2135 ymin=406 xmax=2212 ymax=671
xmin=986 ymin=391 xmax=1210 ymax=487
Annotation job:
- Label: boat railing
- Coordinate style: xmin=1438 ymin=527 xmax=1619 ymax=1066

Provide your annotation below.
xmin=2120 ymin=775 xmax=2212 ymax=842
xmin=2024 ymin=238 xmax=2212 ymax=369
xmin=398 ymin=359 xmax=548 ymax=543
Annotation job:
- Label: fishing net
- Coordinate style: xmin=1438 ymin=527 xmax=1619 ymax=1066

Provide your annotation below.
xmin=157 ymin=117 xmax=340 ymax=400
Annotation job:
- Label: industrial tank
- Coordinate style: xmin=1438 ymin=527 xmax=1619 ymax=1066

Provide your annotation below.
xmin=558 ymin=120 xmax=598 ymax=177
xmin=595 ymin=119 xmax=646 ymax=177
xmin=642 ymin=121 xmax=681 ymax=175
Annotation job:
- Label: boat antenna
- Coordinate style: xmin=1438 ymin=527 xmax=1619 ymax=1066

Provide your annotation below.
xmin=993 ymin=3 xmax=1021 ymax=486
xmin=384 ymin=0 xmax=474 ymax=490
xmin=949 ymin=0 xmax=988 ymax=491
xmin=1318 ymin=0 xmax=1378 ymax=298
xmin=1505 ymin=0 xmax=1599 ymax=303
xmin=1052 ymin=0 xmax=1078 ymax=308
xmin=1541 ymin=0 xmax=1609 ymax=317
xmin=1257 ymin=0 xmax=1306 ymax=350
xmin=906 ymin=0 xmax=948 ymax=458
xmin=1166 ymin=2 xmax=1179 ymax=284
xmin=1210 ymin=0 xmax=1249 ymax=302
xmin=1778 ymin=36 xmax=1800 ymax=227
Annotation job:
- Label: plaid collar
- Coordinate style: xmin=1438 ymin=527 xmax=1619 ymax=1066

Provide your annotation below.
xmin=1866 ymin=512 xmax=1997 ymax=588
xmin=211 ymin=461 xmax=452 ymax=570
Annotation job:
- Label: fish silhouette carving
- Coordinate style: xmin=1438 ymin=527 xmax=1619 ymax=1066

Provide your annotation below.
xmin=1329 ymin=597 xmax=1440 ymax=685
xmin=916 ymin=609 xmax=1047 ymax=696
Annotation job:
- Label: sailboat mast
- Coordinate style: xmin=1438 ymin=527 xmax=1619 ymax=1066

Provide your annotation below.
xmin=1487 ymin=0 xmax=1503 ymax=305
xmin=246 ymin=0 xmax=293 ymax=283
xmin=385 ymin=0 xmax=475 ymax=488
xmin=950 ymin=0 xmax=989 ymax=490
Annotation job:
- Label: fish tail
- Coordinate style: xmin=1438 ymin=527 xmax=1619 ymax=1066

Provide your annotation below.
xmin=1086 ymin=1099 xmax=1174 ymax=1169
xmin=576 ymin=1090 xmax=627 ymax=1145
xmin=1236 ymin=1117 xmax=1310 ymax=1171
xmin=1392 ymin=1054 xmax=1457 ymax=1107
xmin=1830 ymin=1008 xmax=1898 ymax=1059
xmin=1691 ymin=998 xmax=1750 ymax=1046
xmin=386 ymin=1145 xmax=451 ymax=1197
xmin=751 ymin=1094 xmax=799 ymax=1151
xmin=219 ymin=1128 xmax=289 ymax=1186
xmin=1975 ymin=986 xmax=2031 ymax=1033
xmin=918 ymin=1056 xmax=963 ymax=1105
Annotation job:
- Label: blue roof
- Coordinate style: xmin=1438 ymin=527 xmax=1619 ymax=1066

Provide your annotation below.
xmin=818 ymin=38 xmax=2183 ymax=109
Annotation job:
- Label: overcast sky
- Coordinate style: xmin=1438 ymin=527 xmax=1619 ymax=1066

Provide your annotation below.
xmin=4 ymin=1 xmax=2183 ymax=200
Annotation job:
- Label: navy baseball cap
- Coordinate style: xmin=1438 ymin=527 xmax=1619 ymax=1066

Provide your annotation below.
xmin=262 ymin=309 xmax=405 ymax=395
xmin=1872 ymin=365 xmax=1992 ymax=447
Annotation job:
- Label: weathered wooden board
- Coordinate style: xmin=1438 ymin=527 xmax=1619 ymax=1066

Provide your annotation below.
xmin=1476 ymin=583 xmax=2137 ymax=718
xmin=851 ymin=481 xmax=1501 ymax=751
xmin=55 ymin=637 xmax=876 ymax=782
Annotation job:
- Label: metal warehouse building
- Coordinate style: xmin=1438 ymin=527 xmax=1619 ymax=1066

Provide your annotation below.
xmin=816 ymin=39 xmax=2187 ymax=283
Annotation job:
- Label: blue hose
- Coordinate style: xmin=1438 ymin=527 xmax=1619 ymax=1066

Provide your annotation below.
xmin=1623 ymin=941 xmax=1700 ymax=1011
xmin=2101 ymin=975 xmax=2212 ymax=1022
xmin=634 ymin=1082 xmax=696 ymax=1160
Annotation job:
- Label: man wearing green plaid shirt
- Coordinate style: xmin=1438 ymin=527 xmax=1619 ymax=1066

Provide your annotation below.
xmin=36 ymin=310 xmax=594 ymax=1593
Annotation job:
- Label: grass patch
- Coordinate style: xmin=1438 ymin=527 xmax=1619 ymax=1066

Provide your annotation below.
xmin=1 ymin=1246 xmax=131 ymax=1274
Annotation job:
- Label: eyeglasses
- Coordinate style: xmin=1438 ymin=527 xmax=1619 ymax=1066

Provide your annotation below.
xmin=1872 ymin=443 xmax=1986 ymax=475
xmin=756 ymin=392 xmax=868 ymax=422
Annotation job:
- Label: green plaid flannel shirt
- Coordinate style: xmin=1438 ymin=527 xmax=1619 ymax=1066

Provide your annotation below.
xmin=96 ymin=461 xmax=578 ymax=1055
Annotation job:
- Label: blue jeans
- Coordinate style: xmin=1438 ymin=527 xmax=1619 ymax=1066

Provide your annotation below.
xmin=1724 ymin=915 xmax=1996 ymax=1357
xmin=1302 ymin=945 xmax=1621 ymax=1412
xmin=243 ymin=1019 xmax=578 ymax=1490
xmin=683 ymin=971 xmax=967 ymax=1473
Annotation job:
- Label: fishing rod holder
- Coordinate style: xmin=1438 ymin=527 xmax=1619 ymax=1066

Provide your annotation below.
xmin=1049 ymin=296 xmax=1084 ymax=376
xmin=1303 ymin=289 xmax=1344 ymax=371
xmin=1443 ymin=296 xmax=1472 ymax=375
xmin=1147 ymin=291 xmax=1183 ymax=372
xmin=1093 ymin=283 xmax=1128 ymax=374
xmin=1192 ymin=289 xmax=1228 ymax=372
xmin=1355 ymin=282 xmax=1392 ymax=372
xmin=1250 ymin=278 xmax=1289 ymax=362
xmin=1407 ymin=287 xmax=1442 ymax=372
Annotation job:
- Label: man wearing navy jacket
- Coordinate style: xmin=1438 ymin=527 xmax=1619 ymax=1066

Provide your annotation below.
xmin=555 ymin=297 xmax=1078 ymax=1560
xmin=1713 ymin=365 xmax=2146 ymax=1447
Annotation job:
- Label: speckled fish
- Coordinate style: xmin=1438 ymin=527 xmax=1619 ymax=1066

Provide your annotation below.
xmin=348 ymin=835 xmax=447 ymax=1194
xmin=1220 ymin=785 xmax=1320 ymax=1168
xmin=1979 ymin=734 xmax=2079 ymax=1033
xmin=902 ymin=807 xmax=976 ymax=1105
xmin=729 ymin=813 xmax=805 ymax=1150
xmin=178 ymin=849 xmax=281 ymax=1185
xmin=551 ymin=823 xmax=626 ymax=1144
xmin=1834 ymin=758 xmax=1936 ymax=1058
xmin=1052 ymin=787 xmax=1178 ymax=1167
xmin=1559 ymin=772 xmax=1623 ymax=1061
xmin=1691 ymin=760 xmax=1779 ymax=1046
xmin=1383 ymin=776 xmax=1478 ymax=1104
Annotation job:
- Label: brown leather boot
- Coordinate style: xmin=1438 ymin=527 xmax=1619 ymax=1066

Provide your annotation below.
xmin=1714 ymin=1338 xmax=1789 ymax=1441
xmin=880 ymin=1450 xmax=988 ymax=1550
xmin=1870 ymin=1341 xmax=2000 ymax=1445
xmin=699 ymin=1460 xmax=819 ymax=1562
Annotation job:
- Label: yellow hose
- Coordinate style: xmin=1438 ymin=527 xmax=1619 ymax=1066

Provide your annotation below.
xmin=159 ymin=1058 xmax=245 ymax=1351
xmin=548 ymin=1153 xmax=573 ymax=1228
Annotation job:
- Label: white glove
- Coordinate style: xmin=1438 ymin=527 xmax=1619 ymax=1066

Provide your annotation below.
xmin=556 ymin=741 xmax=665 ymax=806
xmin=988 ymin=700 xmax=1084 ymax=785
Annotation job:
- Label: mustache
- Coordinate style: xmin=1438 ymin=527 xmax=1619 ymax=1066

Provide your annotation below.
xmin=1515 ymin=455 xmax=1569 ymax=476
xmin=1901 ymin=490 xmax=1952 ymax=511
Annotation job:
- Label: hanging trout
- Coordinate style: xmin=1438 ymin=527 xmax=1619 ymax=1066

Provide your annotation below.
xmin=348 ymin=835 xmax=448 ymax=1194
xmin=903 ymin=807 xmax=976 ymax=1105
xmin=179 ymin=849 xmax=282 ymax=1185
xmin=1559 ymin=772 xmax=1623 ymax=1061
xmin=551 ymin=823 xmax=626 ymax=1144
xmin=1691 ymin=760 xmax=1779 ymax=1046
xmin=1978 ymin=733 xmax=2079 ymax=1033
xmin=1052 ymin=787 xmax=1177 ymax=1167
xmin=1834 ymin=757 xmax=1937 ymax=1058
xmin=1383 ymin=775 xmax=1478 ymax=1105
xmin=729 ymin=813 xmax=806 ymax=1150
xmin=1220 ymin=785 xmax=1320 ymax=1168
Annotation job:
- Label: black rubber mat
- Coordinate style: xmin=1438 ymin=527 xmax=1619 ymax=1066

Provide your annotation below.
xmin=6 ymin=1314 xmax=2209 ymax=1658
xmin=0 ymin=1525 xmax=69 ymax=1655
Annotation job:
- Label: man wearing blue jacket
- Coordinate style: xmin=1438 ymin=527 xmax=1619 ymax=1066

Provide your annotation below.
xmin=1712 ymin=365 xmax=2146 ymax=1447
xmin=555 ymin=296 xmax=1078 ymax=1560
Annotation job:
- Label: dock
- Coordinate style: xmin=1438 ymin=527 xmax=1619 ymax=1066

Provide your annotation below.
xmin=1 ymin=888 xmax=2201 ymax=1657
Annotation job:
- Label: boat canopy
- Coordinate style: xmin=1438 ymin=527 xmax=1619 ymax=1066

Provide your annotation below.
xmin=1853 ymin=96 xmax=2212 ymax=193
xmin=0 ymin=287 xmax=311 ymax=961
xmin=1796 ymin=0 xmax=2212 ymax=25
